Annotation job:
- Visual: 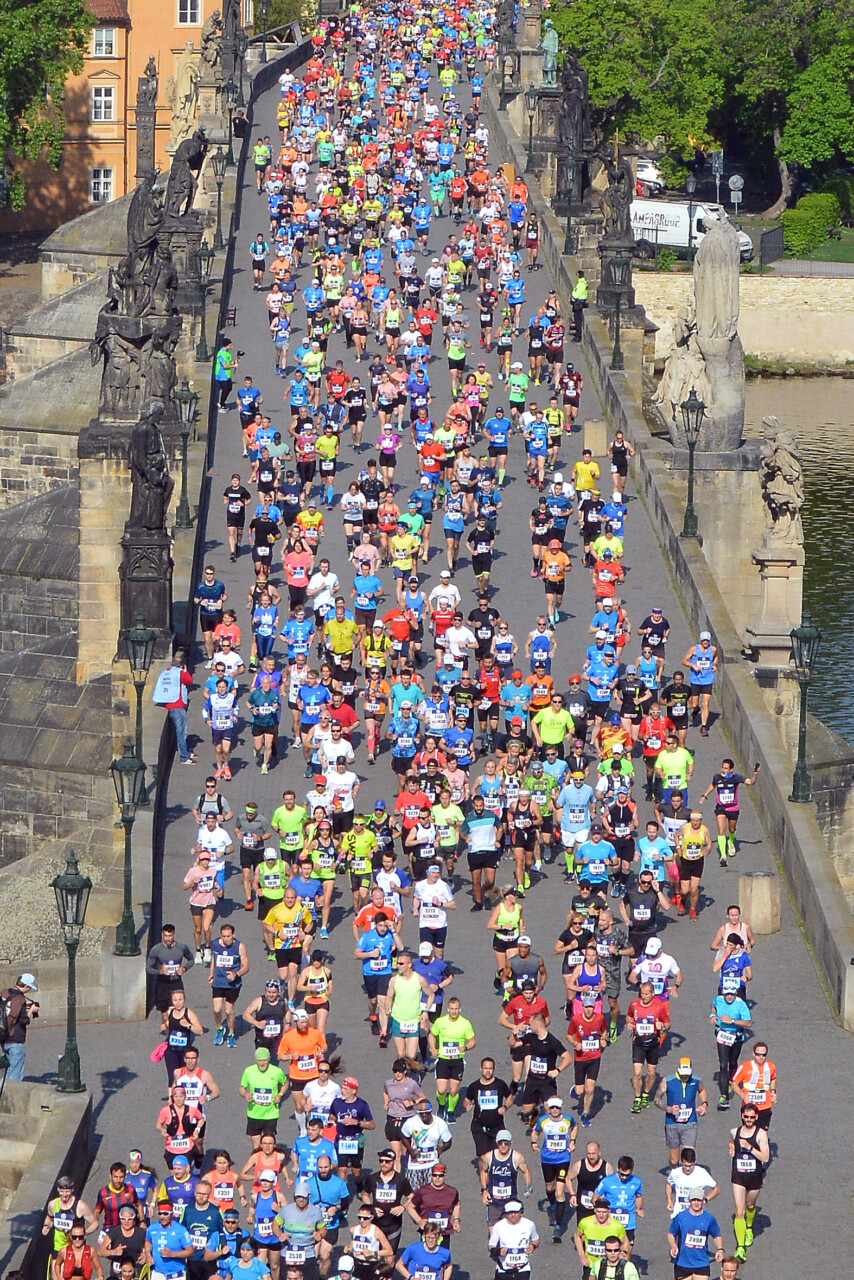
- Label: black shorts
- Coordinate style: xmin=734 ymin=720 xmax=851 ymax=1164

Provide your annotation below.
xmin=467 ymin=850 xmax=500 ymax=872
xmin=211 ymin=728 xmax=233 ymax=746
xmin=226 ymin=513 xmax=246 ymax=528
xmin=574 ymin=1056 xmax=601 ymax=1085
xmin=715 ymin=806 xmax=739 ymax=819
xmin=677 ymin=857 xmax=704 ymax=881
xmin=510 ymin=1041 xmax=533 ymax=1063
xmin=540 ymin=1160 xmax=569 ymax=1183
xmin=385 ymin=1116 xmax=406 ymax=1142
xmin=521 ymin=1073 xmax=554 ymax=1108
xmin=512 ymin=828 xmax=537 ymax=852
xmin=211 ymin=985 xmax=241 ymax=1004
xmin=492 ymin=935 xmax=519 ymax=954
xmin=448 ymin=357 xmax=466 ymax=371
xmin=547 ymin=348 xmax=564 ymax=364
xmin=363 ymin=973 xmax=391 ymax=999
xmin=675 ymin=1267 xmax=710 ymax=1280
xmin=544 ymin=577 xmax=565 ymax=595
xmin=488 ymin=444 xmax=507 ymax=457
xmin=731 ymin=1170 xmax=764 ymax=1191
xmin=435 ymin=1057 xmax=465 ymax=1080
xmin=246 ymin=1115 xmax=279 ymax=1137
xmin=200 ymin=612 xmax=223 ymax=633
xmin=690 ymin=682 xmax=714 ymax=697
xmin=392 ymin=754 xmax=417 ymax=775
xmin=420 ymin=926 xmax=447 ymax=948
xmin=631 ymin=1039 xmax=661 ymax=1065
xmin=275 ymin=946 xmax=303 ymax=968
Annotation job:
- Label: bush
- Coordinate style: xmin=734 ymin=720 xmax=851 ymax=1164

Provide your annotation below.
xmin=657 ymin=247 xmax=677 ymax=272
xmin=821 ymin=173 xmax=854 ymax=225
xmin=781 ymin=191 xmax=841 ymax=255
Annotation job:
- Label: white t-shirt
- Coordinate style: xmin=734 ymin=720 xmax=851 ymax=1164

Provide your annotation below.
xmin=196 ymin=825 xmax=232 ymax=874
xmin=488 ymin=1217 xmax=539 ymax=1269
xmin=667 ymin=1165 xmax=718 ymax=1216
xmin=632 ymin=953 xmax=680 ymax=998
xmin=414 ymin=878 xmax=454 ymax=929
xmin=429 ymin=582 xmax=461 ymax=611
xmin=329 ymin=769 xmax=359 ymax=812
xmin=303 ymin=1077 xmax=342 ymax=1123
xmin=400 ymin=1115 xmax=451 ymax=1166
xmin=319 ymin=737 xmax=356 ymax=770
xmin=444 ymin=624 xmax=476 ymax=660
xmin=308 ymin=571 xmax=340 ymax=616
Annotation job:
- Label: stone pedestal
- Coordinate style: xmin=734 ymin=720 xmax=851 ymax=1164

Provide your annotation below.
xmin=744 ymin=543 xmax=804 ymax=666
xmin=516 ymin=47 xmax=543 ymax=90
xmin=739 ymin=871 xmax=781 ymax=934
xmin=197 ymin=71 xmax=226 ymax=143
xmin=77 ymin=425 xmax=131 ymax=683
xmin=522 ymin=0 xmax=543 ymax=46
xmin=597 ymin=241 xmax=645 ymax=327
xmin=162 ymin=211 xmax=203 ymax=309
xmin=135 ymin=104 xmax=157 ymax=181
xmin=119 ymin=529 xmax=174 ymax=654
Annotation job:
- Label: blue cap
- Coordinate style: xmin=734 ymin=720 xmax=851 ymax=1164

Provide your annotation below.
xmin=609 ymin=713 xmax=622 ymax=725
xmin=373 ymin=798 xmax=386 ymax=810
xmin=172 ymin=1155 xmax=190 ymax=1166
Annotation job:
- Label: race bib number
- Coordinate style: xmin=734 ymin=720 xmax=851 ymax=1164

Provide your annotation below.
xmin=297 ymin=1054 xmax=317 ymax=1071
xmin=684 ymin=1232 xmax=707 ymax=1250
xmin=253 ymin=1088 xmax=273 ymax=1104
xmin=375 ymin=1186 xmax=396 ymax=1204
xmin=635 ymin=1018 xmax=655 ymax=1037
xmin=504 ymin=1251 xmax=528 ymax=1269
xmin=581 ymin=1036 xmax=600 ymax=1053
xmin=398 ymin=1019 xmax=419 ymax=1035
xmin=256 ymin=1220 xmax=274 ymax=1238
xmin=633 ymin=905 xmax=651 ymax=921
xmin=612 ymin=1210 xmax=630 ymax=1225
xmin=545 ymin=1136 xmax=565 ymax=1152
xmin=338 ymin=1136 xmax=360 ymax=1154
xmin=284 ymin=1247 xmax=306 ymax=1264
xmin=170 ymin=1135 xmax=191 ymax=1152
xmin=441 ymin=1042 xmax=462 ymax=1059
xmin=675 ymin=1105 xmax=692 ymax=1122
xmin=716 ymin=1028 xmax=737 ymax=1046
xmin=736 ymin=1155 xmax=756 ymax=1173
xmin=421 ymin=904 xmax=441 ymax=924
xmin=191 ymin=1231 xmax=208 ymax=1248
xmin=370 ymin=956 xmax=388 ymax=971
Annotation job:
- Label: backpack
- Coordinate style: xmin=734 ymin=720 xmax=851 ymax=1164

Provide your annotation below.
xmin=0 ymin=990 xmax=18 ymax=1044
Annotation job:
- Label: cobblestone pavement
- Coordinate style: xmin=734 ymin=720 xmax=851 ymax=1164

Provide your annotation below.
xmin=28 ymin=45 xmax=853 ymax=1279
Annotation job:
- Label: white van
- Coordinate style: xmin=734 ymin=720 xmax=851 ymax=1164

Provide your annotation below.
xmin=630 ymin=198 xmax=754 ymax=261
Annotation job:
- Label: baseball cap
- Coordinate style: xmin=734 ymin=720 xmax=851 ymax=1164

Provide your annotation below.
xmin=546 ymin=1097 xmax=563 ymax=1109
xmin=173 ymin=1155 xmax=190 ymax=1166
xmin=602 ymin=548 xmax=613 ymax=558
xmin=440 ymin=569 xmax=451 ymax=577
xmin=258 ymin=1169 xmax=277 ymax=1182
xmin=548 ymin=538 xmax=561 ymax=548
xmin=338 ymin=1259 xmax=356 ymax=1273
xmin=521 ymin=980 xmax=537 ymax=992
xmin=17 ymin=973 xmax=37 ymax=990
xmin=418 ymin=941 xmax=433 ymax=956
xmin=626 ymin=663 xmax=637 ymax=673
xmin=611 ymin=743 xmax=624 ymax=754
xmin=581 ymin=991 xmax=597 ymax=1005
xmin=294 ymin=1180 xmax=311 ymax=1197
xmin=595 ymin=630 xmax=607 ymax=640
xmin=553 ymin=472 xmax=563 ymax=482
xmin=314 ymin=774 xmax=327 ymax=785
xmin=677 ymin=1057 xmax=693 ymax=1076
xmin=433 ymin=1163 xmax=447 ymax=1174
xmin=517 ymin=934 xmax=532 ymax=946
xmin=254 ymin=1047 xmax=271 ymax=1060
xmin=496 ymin=1129 xmax=513 ymax=1142
xmin=510 ymin=715 xmax=523 ymax=726
xmin=645 ymin=938 xmax=663 ymax=956
xmin=374 ymin=798 xmax=386 ymax=810
xmin=293 ymin=1008 xmax=309 ymax=1021
xmin=263 ymin=847 xmax=278 ymax=860
xmin=699 ymin=630 xmax=711 ymax=640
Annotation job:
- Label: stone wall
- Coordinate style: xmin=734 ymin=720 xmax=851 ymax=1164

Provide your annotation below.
xmin=0 ymin=426 xmax=79 ymax=508
xmin=636 ymin=273 xmax=854 ymax=364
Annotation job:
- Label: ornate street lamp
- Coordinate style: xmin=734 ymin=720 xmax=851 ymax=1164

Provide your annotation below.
xmin=196 ymin=242 xmax=215 ymax=362
xmin=110 ymin=739 xmax=146 ymax=957
xmin=225 ymin=77 xmax=238 ymax=166
xmin=610 ymin=251 xmax=631 ymax=371
xmin=789 ymin=613 xmax=823 ymax=803
xmin=498 ymin=32 xmax=512 ymax=112
xmin=686 ymin=171 xmax=697 ymax=263
xmin=679 ymin=386 xmax=705 ymax=537
xmin=212 ymin=147 xmax=227 ymax=251
xmin=236 ymin=29 xmax=248 ymax=107
xmin=524 ymin=85 xmax=538 ymax=174
xmin=123 ymin=615 xmax=156 ymax=803
xmin=562 ymin=152 xmax=577 ymax=255
xmin=52 ymin=851 xmax=92 ymax=1093
xmin=257 ymin=0 xmax=271 ymax=64
xmin=172 ymin=379 xmax=200 ymax=529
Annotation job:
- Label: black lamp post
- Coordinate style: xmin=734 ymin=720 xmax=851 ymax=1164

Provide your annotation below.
xmin=236 ymin=29 xmax=248 ymax=107
xmin=789 ymin=612 xmax=823 ymax=803
xmin=679 ymin=385 xmax=705 ymax=538
xmin=257 ymin=0 xmax=270 ymax=64
xmin=212 ymin=147 xmax=227 ymax=251
xmin=524 ymin=85 xmax=538 ymax=174
xmin=110 ymin=739 xmax=147 ymax=957
xmin=172 ymin=379 xmax=200 ymax=529
xmin=123 ymin=614 xmax=156 ymax=802
xmin=52 ymin=851 xmax=92 ymax=1093
xmin=686 ymin=171 xmax=697 ymax=262
xmin=196 ymin=242 xmax=215 ymax=362
xmin=610 ymin=250 xmax=631 ymax=371
xmin=225 ymin=77 xmax=238 ymax=166
xmin=498 ymin=32 xmax=512 ymax=112
xmin=562 ymin=153 xmax=577 ymax=255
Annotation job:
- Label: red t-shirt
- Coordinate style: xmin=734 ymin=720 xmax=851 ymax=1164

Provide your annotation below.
xmin=504 ymin=993 xmax=548 ymax=1028
xmin=395 ymin=789 xmax=431 ymax=829
xmin=626 ymin=996 xmax=669 ymax=1040
xmin=567 ymin=1012 xmax=607 ymax=1060
xmin=638 ymin=715 xmax=675 ymax=757
xmin=330 ymin=703 xmax=359 ymax=737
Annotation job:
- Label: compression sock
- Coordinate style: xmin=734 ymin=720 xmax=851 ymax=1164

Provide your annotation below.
xmin=436 ymin=1092 xmax=447 ymax=1108
xmin=447 ymin=1092 xmax=459 ymax=1115
xmin=717 ymin=834 xmax=727 ymax=858
xmin=498 ymin=468 xmax=506 ymax=484
xmin=564 ymin=849 xmax=575 ymax=876
xmin=546 ymin=1189 xmax=556 ymax=1207
xmin=745 ymin=1206 xmax=756 ymax=1229
xmin=733 ymin=1218 xmax=747 ymax=1248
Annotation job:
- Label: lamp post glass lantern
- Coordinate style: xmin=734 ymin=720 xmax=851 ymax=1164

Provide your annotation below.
xmin=257 ymin=0 xmax=270 ymax=63
xmin=789 ymin=612 xmax=823 ymax=803
xmin=196 ymin=242 xmax=215 ymax=362
xmin=111 ymin=739 xmax=146 ymax=956
xmin=686 ymin=172 xmax=697 ymax=261
xmin=173 ymin=379 xmax=199 ymax=529
xmin=610 ymin=251 xmax=631 ymax=372
xmin=524 ymin=85 xmax=538 ymax=174
xmin=212 ymin=147 xmax=227 ymax=251
xmin=225 ymin=77 xmax=238 ymax=165
xmin=124 ymin=614 xmax=156 ymax=803
xmin=52 ymin=850 xmax=92 ymax=1093
xmin=679 ymin=385 xmax=705 ymax=537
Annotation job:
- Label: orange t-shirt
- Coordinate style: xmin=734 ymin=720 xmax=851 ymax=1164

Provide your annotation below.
xmin=542 ymin=550 xmax=571 ymax=581
xmin=277 ymin=1026 xmax=327 ymax=1080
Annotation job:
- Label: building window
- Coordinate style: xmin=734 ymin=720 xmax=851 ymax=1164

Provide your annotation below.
xmin=91 ymin=168 xmax=114 ymax=204
xmin=243 ymin=0 xmax=254 ymax=23
xmin=177 ymin=0 xmax=200 ymax=23
xmin=93 ymin=26 xmax=116 ymax=56
xmin=91 ymin=85 xmax=115 ymax=122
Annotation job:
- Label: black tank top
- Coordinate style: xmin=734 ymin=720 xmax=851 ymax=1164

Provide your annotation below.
xmin=576 ymin=1158 xmax=607 ymax=1211
xmin=487 ymin=1151 xmax=518 ymax=1204
xmin=731 ymin=1125 xmax=763 ymax=1179
xmin=166 ymin=1010 xmax=193 ymax=1052
xmin=254 ymin=997 xmax=287 ymax=1047
xmin=611 ymin=441 xmax=628 ymax=466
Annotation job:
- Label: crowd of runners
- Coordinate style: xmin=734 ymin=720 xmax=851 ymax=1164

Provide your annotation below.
xmin=41 ymin=6 xmax=777 ymax=1280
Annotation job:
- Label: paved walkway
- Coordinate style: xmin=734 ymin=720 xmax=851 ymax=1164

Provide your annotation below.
xmin=26 ymin=53 xmax=853 ymax=1278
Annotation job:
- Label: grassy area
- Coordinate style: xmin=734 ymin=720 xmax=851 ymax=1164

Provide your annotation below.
xmin=809 ymin=228 xmax=854 ymax=262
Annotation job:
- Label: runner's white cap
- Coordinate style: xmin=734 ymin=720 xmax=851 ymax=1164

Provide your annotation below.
xmin=699 ymin=630 xmax=711 ymax=640
xmin=496 ymin=1129 xmax=513 ymax=1142
xmin=546 ymin=1097 xmax=563 ymax=1109
xmin=645 ymin=937 xmax=662 ymax=956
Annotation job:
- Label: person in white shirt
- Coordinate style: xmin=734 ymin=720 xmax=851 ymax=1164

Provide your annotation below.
xmin=665 ymin=1149 xmax=719 ymax=1217
xmin=488 ymin=1201 xmax=540 ymax=1276
xmin=307 ymin=560 xmax=340 ymax=623
xmin=400 ymin=1100 xmax=451 ymax=1188
xmin=329 ymin=759 xmax=360 ymax=816
xmin=628 ymin=936 xmax=682 ymax=1003
xmin=428 ymin=572 xmax=462 ymax=612
xmin=319 ymin=730 xmax=356 ymax=771
xmin=303 ymin=1064 xmax=342 ymax=1126
xmin=444 ymin=617 xmax=477 ymax=667
xmin=413 ymin=865 xmax=455 ymax=958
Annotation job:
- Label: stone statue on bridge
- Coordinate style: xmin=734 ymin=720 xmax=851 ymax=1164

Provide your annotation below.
xmin=200 ymin=9 xmax=223 ymax=71
xmin=759 ymin=417 xmax=804 ymax=548
xmin=539 ymin=20 xmax=558 ymax=87
xmin=127 ymin=400 xmax=175 ymax=532
xmin=693 ymin=217 xmax=746 ymax=451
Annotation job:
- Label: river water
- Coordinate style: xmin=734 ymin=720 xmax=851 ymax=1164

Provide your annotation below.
xmin=745 ymin=378 xmax=853 ymax=745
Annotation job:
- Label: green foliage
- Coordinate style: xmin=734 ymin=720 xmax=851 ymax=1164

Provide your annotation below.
xmin=821 ymin=173 xmax=854 ymax=223
xmin=656 ymin=247 xmax=677 ymax=272
xmin=0 ymin=0 xmax=94 ymax=209
xmin=778 ymin=54 xmax=854 ymax=168
xmin=550 ymin=0 xmax=725 ymax=158
xmin=269 ymin=0 xmax=315 ymax=32
xmin=781 ymin=192 xmax=841 ymax=256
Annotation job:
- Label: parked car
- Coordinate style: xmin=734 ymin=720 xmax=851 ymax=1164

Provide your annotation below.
xmin=635 ymin=158 xmax=667 ymax=197
xmin=631 ymin=198 xmax=755 ymax=260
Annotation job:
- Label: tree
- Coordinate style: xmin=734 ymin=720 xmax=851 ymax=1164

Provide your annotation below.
xmin=722 ymin=0 xmax=854 ymax=215
xmin=0 ymin=0 xmax=94 ymax=210
xmin=549 ymin=0 xmax=726 ymax=164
